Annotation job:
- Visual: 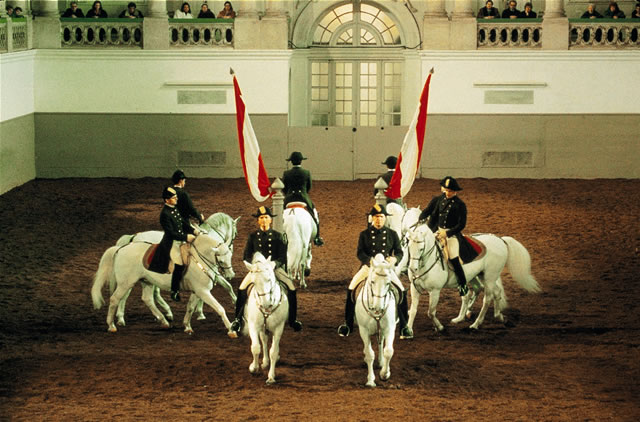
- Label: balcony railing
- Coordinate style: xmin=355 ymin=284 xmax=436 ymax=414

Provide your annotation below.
xmin=1 ymin=17 xmax=29 ymax=52
xmin=61 ymin=18 xmax=143 ymax=48
xmin=569 ymin=19 xmax=640 ymax=48
xmin=0 ymin=19 xmax=6 ymax=52
xmin=478 ymin=19 xmax=543 ymax=48
xmin=169 ymin=19 xmax=234 ymax=48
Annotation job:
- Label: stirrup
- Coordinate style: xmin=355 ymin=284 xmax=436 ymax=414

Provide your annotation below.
xmin=337 ymin=324 xmax=350 ymax=337
xmin=230 ymin=318 xmax=242 ymax=334
xmin=458 ymin=284 xmax=469 ymax=297
xmin=400 ymin=326 xmax=414 ymax=340
xmin=170 ymin=291 xmax=181 ymax=302
xmin=290 ymin=320 xmax=303 ymax=332
xmin=314 ymin=236 xmax=324 ymax=246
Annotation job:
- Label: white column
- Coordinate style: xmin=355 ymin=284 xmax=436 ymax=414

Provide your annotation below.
xmin=543 ymin=0 xmax=565 ymax=18
xmin=451 ymin=0 xmax=474 ymax=18
xmin=271 ymin=178 xmax=285 ymax=233
xmin=450 ymin=0 xmax=476 ymax=50
xmin=148 ymin=0 xmax=168 ymax=18
xmin=33 ymin=0 xmax=60 ymax=18
xmin=0 ymin=1 xmax=7 ymax=18
xmin=264 ymin=0 xmax=285 ymax=17
xmin=424 ymin=0 xmax=447 ymax=18
xmin=374 ymin=178 xmax=388 ymax=206
xmin=423 ymin=0 xmax=450 ymax=49
xmin=234 ymin=0 xmax=261 ymax=49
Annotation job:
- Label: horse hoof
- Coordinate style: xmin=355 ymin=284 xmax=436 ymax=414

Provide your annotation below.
xmin=380 ymin=372 xmax=391 ymax=381
xmin=227 ymin=331 xmax=238 ymax=339
xmin=266 ymin=378 xmax=276 ymax=385
xmin=196 ymin=315 xmax=206 ymax=321
xmin=108 ymin=326 xmax=117 ymax=333
xmin=366 ymin=381 xmax=376 ymax=388
xmin=184 ymin=328 xmax=194 ymax=335
xmin=116 ymin=320 xmax=126 ymax=327
xmin=166 ymin=315 xmax=174 ymax=322
xmin=161 ymin=321 xmax=170 ymax=329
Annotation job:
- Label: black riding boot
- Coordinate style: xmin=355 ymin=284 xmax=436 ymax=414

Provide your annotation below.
xmin=229 ymin=289 xmax=247 ymax=335
xmin=338 ymin=289 xmax=355 ymax=337
xmin=312 ymin=214 xmax=324 ymax=246
xmin=170 ymin=264 xmax=185 ymax=302
xmin=287 ymin=290 xmax=303 ymax=332
xmin=450 ymin=258 xmax=469 ymax=296
xmin=397 ymin=290 xmax=413 ymax=339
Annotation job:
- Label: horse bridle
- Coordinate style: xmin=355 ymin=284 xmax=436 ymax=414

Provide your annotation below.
xmin=408 ymin=234 xmax=445 ymax=292
xmin=191 ymin=234 xmax=232 ymax=278
xmin=362 ymin=270 xmax=392 ymax=321
xmin=251 ymin=268 xmax=283 ymax=318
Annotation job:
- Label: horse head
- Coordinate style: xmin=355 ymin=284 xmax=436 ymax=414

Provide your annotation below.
xmin=193 ymin=233 xmax=235 ymax=280
xmin=407 ymin=224 xmax=435 ymax=275
xmin=244 ymin=253 xmax=280 ymax=313
xmin=365 ymin=254 xmax=393 ymax=316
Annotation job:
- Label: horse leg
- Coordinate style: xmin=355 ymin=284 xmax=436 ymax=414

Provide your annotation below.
xmin=210 ymin=271 xmax=237 ymax=304
xmin=266 ymin=324 xmax=285 ymax=385
xmin=248 ymin=326 xmax=262 ymax=374
xmin=451 ymin=293 xmax=471 ymax=325
xmin=193 ymin=289 xmax=232 ymax=331
xmin=196 ymin=298 xmax=206 ymax=320
xmin=107 ymin=282 xmax=136 ymax=333
xmin=153 ymin=286 xmax=174 ymax=322
xmin=407 ymin=284 xmax=420 ymax=333
xmin=380 ymin=330 xmax=395 ymax=381
xmin=470 ymin=285 xmax=494 ymax=330
xmin=260 ymin=328 xmax=270 ymax=370
xmin=492 ymin=277 xmax=507 ymax=323
xmin=116 ymin=287 xmax=132 ymax=327
xmin=428 ymin=290 xmax=445 ymax=332
xmin=359 ymin=329 xmax=376 ymax=387
xmin=140 ymin=283 xmax=170 ymax=328
xmin=183 ymin=293 xmax=201 ymax=334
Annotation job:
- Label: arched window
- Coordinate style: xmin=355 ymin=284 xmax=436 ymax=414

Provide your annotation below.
xmin=312 ymin=2 xmax=402 ymax=47
xmin=309 ymin=1 xmax=404 ymax=127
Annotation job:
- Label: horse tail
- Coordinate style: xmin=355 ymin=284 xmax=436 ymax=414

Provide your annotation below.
xmin=502 ymin=236 xmax=541 ymax=293
xmin=115 ymin=234 xmax=135 ymax=247
xmin=91 ymin=246 xmax=118 ymax=310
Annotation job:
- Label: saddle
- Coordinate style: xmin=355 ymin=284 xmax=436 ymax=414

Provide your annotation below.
xmin=351 ymin=278 xmax=402 ymax=304
xmin=447 ymin=235 xmax=487 ymax=267
xmin=142 ymin=243 xmax=189 ymax=274
xmin=286 ymin=201 xmax=307 ymax=210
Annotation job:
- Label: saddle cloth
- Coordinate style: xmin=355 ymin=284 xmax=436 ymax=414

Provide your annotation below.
xmin=286 ymin=201 xmax=307 ymax=210
xmin=352 ymin=278 xmax=401 ymax=304
xmin=143 ymin=243 xmax=187 ymax=274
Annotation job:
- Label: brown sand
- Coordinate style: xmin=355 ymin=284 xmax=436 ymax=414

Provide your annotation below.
xmin=0 ymin=178 xmax=638 ymax=421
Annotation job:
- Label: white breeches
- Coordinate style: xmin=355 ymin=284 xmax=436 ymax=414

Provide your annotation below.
xmin=348 ymin=264 xmax=404 ymax=291
xmin=239 ymin=266 xmax=296 ymax=291
xmin=446 ymin=236 xmax=460 ymax=259
xmin=170 ymin=241 xmax=189 ymax=266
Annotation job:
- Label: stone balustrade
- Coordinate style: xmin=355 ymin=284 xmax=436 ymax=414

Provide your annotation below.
xmin=1 ymin=17 xmax=30 ymax=52
xmin=477 ymin=19 xmax=543 ymax=48
xmin=61 ymin=18 xmax=143 ymax=48
xmin=569 ymin=19 xmax=640 ymax=49
xmin=0 ymin=19 xmax=6 ymax=52
xmin=169 ymin=19 xmax=234 ymax=48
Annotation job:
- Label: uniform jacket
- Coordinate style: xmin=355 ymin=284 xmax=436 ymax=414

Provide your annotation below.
xmin=243 ymin=229 xmax=287 ymax=269
xmin=174 ymin=186 xmax=203 ymax=224
xmin=374 ymin=170 xmax=402 ymax=204
xmin=357 ymin=226 xmax=403 ymax=266
xmin=283 ymin=166 xmax=314 ymax=209
xmin=148 ymin=205 xmax=194 ymax=273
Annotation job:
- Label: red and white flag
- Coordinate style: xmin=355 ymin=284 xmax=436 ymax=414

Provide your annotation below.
xmin=386 ymin=69 xmax=434 ymax=200
xmin=232 ymin=69 xmax=272 ymax=202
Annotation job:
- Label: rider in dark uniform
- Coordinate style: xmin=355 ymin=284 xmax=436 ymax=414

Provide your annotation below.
xmin=228 ymin=206 xmax=303 ymax=338
xmin=282 ymin=151 xmax=324 ymax=246
xmin=374 ymin=156 xmax=402 ymax=205
xmin=418 ymin=176 xmax=475 ymax=296
xmin=337 ymin=204 xmax=413 ymax=339
xmin=172 ymin=169 xmax=204 ymax=225
xmin=148 ymin=186 xmax=197 ymax=302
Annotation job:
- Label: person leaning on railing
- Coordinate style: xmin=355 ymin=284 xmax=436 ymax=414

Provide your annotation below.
xmin=217 ymin=1 xmax=236 ymax=19
xmin=62 ymin=2 xmax=84 ymax=18
xmin=197 ymin=3 xmax=215 ymax=18
xmin=604 ymin=1 xmax=625 ymax=19
xmin=86 ymin=0 xmax=108 ymax=18
xmin=502 ymin=0 xmax=521 ymax=19
xmin=478 ymin=0 xmax=500 ymax=19
xmin=520 ymin=2 xmax=537 ymax=18
xmin=632 ymin=3 xmax=640 ymax=18
xmin=581 ymin=3 xmax=603 ymax=19
xmin=174 ymin=2 xmax=194 ymax=18
xmin=119 ymin=2 xmax=143 ymax=19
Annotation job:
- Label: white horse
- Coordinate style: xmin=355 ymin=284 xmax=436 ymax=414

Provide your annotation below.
xmin=91 ymin=233 xmax=233 ymax=335
xmin=395 ymin=206 xmax=422 ymax=275
xmin=355 ymin=254 xmax=398 ymax=388
xmin=241 ymin=253 xmax=288 ymax=385
xmin=406 ymin=224 xmax=541 ymax=333
xmin=113 ymin=213 xmax=238 ymax=326
xmin=283 ymin=206 xmax=316 ymax=289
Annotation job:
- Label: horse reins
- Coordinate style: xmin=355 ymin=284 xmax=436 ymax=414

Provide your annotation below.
xmin=408 ymin=236 xmax=444 ymax=295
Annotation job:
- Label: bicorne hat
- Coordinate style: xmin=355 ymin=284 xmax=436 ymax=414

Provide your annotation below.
xmin=162 ymin=186 xmax=177 ymax=200
xmin=286 ymin=151 xmax=307 ymax=165
xmin=252 ymin=206 xmax=276 ymax=218
xmin=440 ymin=176 xmax=462 ymax=191
xmin=368 ymin=203 xmax=390 ymax=216
xmin=382 ymin=156 xmax=397 ymax=168
xmin=172 ymin=169 xmax=186 ymax=184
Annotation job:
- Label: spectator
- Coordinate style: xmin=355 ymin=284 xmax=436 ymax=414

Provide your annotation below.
xmin=6 ymin=5 xmax=14 ymax=16
xmin=174 ymin=2 xmax=193 ymax=18
xmin=62 ymin=1 xmax=85 ymax=18
xmin=86 ymin=1 xmax=108 ymax=18
xmin=632 ymin=3 xmax=640 ymax=18
xmin=520 ymin=2 xmax=537 ymax=18
xmin=217 ymin=1 xmax=236 ymax=19
xmin=581 ymin=3 xmax=603 ymax=19
xmin=478 ymin=0 xmax=500 ymax=19
xmin=502 ymin=0 xmax=521 ymax=19
xmin=12 ymin=6 xmax=24 ymax=17
xmin=197 ymin=3 xmax=215 ymax=18
xmin=119 ymin=2 xmax=143 ymax=18
xmin=604 ymin=2 xmax=625 ymax=19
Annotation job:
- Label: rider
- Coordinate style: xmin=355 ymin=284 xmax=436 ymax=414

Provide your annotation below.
xmin=228 ymin=206 xmax=303 ymax=338
xmin=337 ymin=204 xmax=413 ymax=339
xmin=148 ymin=186 xmax=197 ymax=302
xmin=282 ymin=151 xmax=324 ymax=247
xmin=375 ymin=156 xmax=402 ymax=205
xmin=172 ymin=169 xmax=205 ymax=225
xmin=418 ymin=176 xmax=475 ymax=296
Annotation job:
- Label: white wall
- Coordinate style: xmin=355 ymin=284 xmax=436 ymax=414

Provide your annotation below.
xmin=34 ymin=50 xmax=292 ymax=114
xmin=0 ymin=50 xmax=35 ymax=122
